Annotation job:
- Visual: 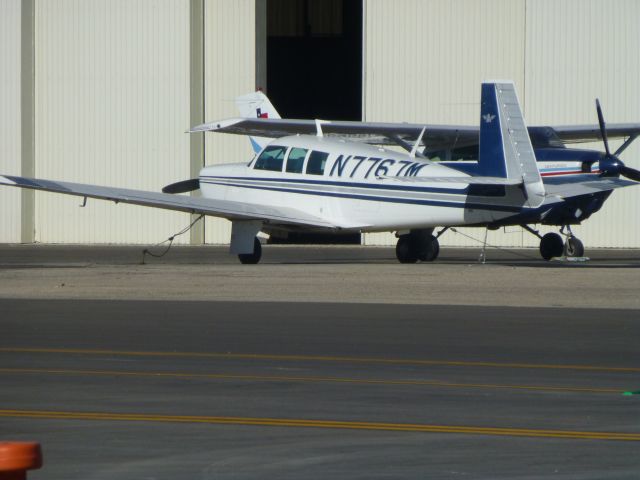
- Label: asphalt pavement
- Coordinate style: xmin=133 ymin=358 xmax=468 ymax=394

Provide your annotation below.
xmin=2 ymin=295 xmax=640 ymax=479
xmin=1 ymin=245 xmax=640 ymax=309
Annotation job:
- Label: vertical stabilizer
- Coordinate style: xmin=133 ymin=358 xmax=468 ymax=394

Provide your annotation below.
xmin=235 ymin=91 xmax=281 ymax=153
xmin=478 ymin=82 xmax=545 ymax=207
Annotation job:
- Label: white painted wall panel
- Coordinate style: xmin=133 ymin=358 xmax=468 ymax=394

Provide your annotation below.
xmin=35 ymin=0 xmax=192 ymax=244
xmin=203 ymin=0 xmax=256 ymax=244
xmin=5 ymin=0 xmax=636 ymax=248
xmin=364 ymin=0 xmax=640 ymax=249
xmin=525 ymin=0 xmax=640 ymax=248
xmin=363 ymin=0 xmax=527 ymax=247
xmin=0 ymin=0 xmax=22 ymax=242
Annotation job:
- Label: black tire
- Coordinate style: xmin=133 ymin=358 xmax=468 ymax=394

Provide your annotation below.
xmin=238 ymin=238 xmax=262 ymax=264
xmin=396 ymin=236 xmax=418 ymax=263
xmin=417 ymin=235 xmax=440 ymax=262
xmin=539 ymin=232 xmax=564 ymax=261
xmin=564 ymin=237 xmax=584 ymax=257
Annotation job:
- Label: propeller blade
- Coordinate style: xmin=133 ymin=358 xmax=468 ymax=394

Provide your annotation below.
xmin=620 ymin=165 xmax=640 ymax=182
xmin=162 ymin=178 xmax=200 ymax=194
xmin=595 ymin=98 xmax=611 ymax=156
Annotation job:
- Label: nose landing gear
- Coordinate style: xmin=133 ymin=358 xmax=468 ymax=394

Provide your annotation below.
xmin=561 ymin=225 xmax=585 ymax=258
xmin=523 ymin=225 xmax=585 ymax=261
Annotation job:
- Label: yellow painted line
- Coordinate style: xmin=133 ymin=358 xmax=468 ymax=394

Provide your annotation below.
xmin=0 ymin=367 xmax=621 ymax=394
xmin=0 ymin=409 xmax=638 ymax=441
xmin=1 ymin=347 xmax=638 ymax=373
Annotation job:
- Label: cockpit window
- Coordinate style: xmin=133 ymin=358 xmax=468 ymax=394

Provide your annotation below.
xmin=306 ymin=151 xmax=329 ymax=175
xmin=286 ymin=148 xmax=307 ymax=173
xmin=254 ymin=146 xmax=287 ymax=172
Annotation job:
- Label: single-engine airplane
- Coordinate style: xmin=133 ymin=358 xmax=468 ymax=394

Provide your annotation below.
xmin=2 ymin=81 xmax=640 ymax=264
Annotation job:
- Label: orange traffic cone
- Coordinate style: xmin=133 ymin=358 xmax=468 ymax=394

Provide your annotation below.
xmin=0 ymin=442 xmax=42 ymax=480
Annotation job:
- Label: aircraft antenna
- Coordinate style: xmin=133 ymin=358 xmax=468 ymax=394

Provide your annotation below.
xmin=315 ymin=119 xmax=330 ymax=137
xmin=410 ymin=127 xmax=427 ymax=158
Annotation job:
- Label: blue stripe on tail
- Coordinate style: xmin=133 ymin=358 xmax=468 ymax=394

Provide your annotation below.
xmin=478 ymin=83 xmax=507 ymax=178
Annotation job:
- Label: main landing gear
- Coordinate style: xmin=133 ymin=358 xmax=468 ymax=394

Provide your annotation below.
xmin=238 ymin=237 xmax=262 ymax=264
xmin=395 ymin=229 xmax=440 ymax=263
xmin=523 ymin=225 xmax=584 ymax=261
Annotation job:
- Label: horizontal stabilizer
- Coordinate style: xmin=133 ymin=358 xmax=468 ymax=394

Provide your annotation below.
xmin=544 ymin=176 xmax=636 ymax=198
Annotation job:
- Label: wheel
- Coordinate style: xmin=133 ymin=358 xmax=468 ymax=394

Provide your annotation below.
xmin=395 ymin=236 xmax=418 ymax=263
xmin=417 ymin=235 xmax=439 ymax=262
xmin=564 ymin=236 xmax=584 ymax=257
xmin=539 ymin=232 xmax=564 ymax=261
xmin=238 ymin=238 xmax=262 ymax=264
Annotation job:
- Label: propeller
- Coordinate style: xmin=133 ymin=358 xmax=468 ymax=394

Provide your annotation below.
xmin=595 ymin=99 xmax=640 ymax=181
xmin=162 ymin=178 xmax=200 ymax=194
xmin=619 ymin=164 xmax=640 ymax=182
xmin=595 ymin=99 xmax=610 ymax=156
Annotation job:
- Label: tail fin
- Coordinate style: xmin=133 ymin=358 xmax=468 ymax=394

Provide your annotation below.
xmin=235 ymin=91 xmax=281 ymax=154
xmin=478 ymin=81 xmax=545 ymax=207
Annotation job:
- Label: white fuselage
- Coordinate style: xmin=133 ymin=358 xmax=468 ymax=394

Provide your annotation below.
xmin=198 ymin=135 xmax=529 ymax=232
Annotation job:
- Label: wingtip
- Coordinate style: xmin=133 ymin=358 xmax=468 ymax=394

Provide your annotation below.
xmin=0 ymin=175 xmax=17 ymax=185
xmin=188 ymin=118 xmax=245 ymax=133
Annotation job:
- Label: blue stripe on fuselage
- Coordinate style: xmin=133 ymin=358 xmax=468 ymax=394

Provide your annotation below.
xmin=201 ymin=175 xmax=470 ymax=195
xmin=200 ymin=178 xmax=523 ymax=213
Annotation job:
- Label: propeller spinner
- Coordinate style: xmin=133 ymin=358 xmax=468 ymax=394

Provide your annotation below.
xmin=162 ymin=178 xmax=200 ymax=194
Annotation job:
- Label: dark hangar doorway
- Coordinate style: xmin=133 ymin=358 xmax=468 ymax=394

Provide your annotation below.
xmin=264 ymin=0 xmax=363 ymax=244
xmin=266 ymin=0 xmax=362 ymax=120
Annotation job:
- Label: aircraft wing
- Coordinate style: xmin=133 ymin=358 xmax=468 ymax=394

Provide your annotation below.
xmin=191 ymin=118 xmax=478 ymax=149
xmin=192 ymin=118 xmax=640 ymax=149
xmin=0 ymin=175 xmax=345 ymax=229
xmin=548 ymin=124 xmax=640 ymax=144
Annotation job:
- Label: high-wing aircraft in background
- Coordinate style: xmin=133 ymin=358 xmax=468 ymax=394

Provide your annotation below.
xmin=2 ymin=81 xmax=640 ymax=264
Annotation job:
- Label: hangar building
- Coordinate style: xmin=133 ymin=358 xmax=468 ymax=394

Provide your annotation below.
xmin=1 ymin=0 xmax=639 ymax=248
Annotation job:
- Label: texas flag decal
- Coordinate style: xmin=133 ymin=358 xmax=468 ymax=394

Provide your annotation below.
xmin=256 ymin=108 xmax=269 ymax=119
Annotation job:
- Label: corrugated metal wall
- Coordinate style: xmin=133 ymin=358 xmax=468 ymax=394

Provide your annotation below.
xmin=0 ymin=0 xmax=22 ymax=243
xmin=203 ymin=0 xmax=257 ymax=244
xmin=524 ymin=0 xmax=640 ymax=248
xmin=2 ymin=0 xmax=639 ymax=248
xmin=364 ymin=0 xmax=640 ymax=248
xmin=363 ymin=0 xmax=527 ymax=247
xmin=34 ymin=0 xmax=192 ymax=244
